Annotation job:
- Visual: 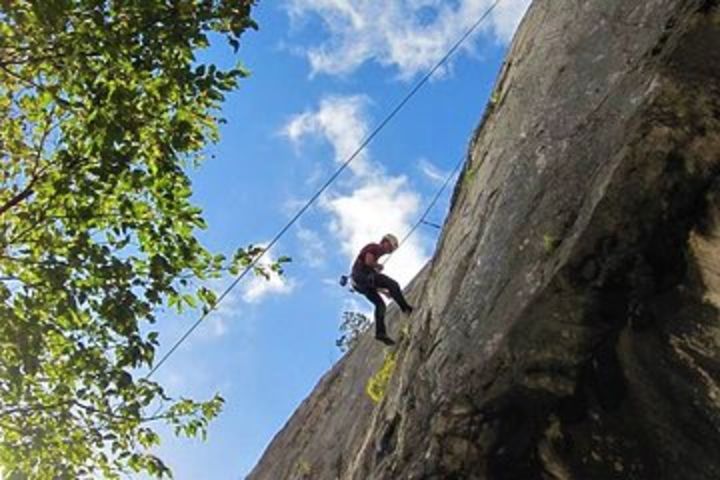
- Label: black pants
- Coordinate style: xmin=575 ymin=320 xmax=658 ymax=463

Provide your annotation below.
xmin=352 ymin=271 xmax=411 ymax=336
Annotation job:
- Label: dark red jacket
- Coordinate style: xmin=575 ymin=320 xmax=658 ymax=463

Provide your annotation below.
xmin=352 ymin=243 xmax=385 ymax=277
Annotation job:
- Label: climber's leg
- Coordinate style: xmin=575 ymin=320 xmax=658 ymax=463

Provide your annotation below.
xmin=362 ymin=288 xmax=387 ymax=337
xmin=374 ymin=273 xmax=413 ymax=314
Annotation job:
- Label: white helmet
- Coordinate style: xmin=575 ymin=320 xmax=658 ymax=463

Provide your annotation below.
xmin=382 ymin=233 xmax=399 ymax=251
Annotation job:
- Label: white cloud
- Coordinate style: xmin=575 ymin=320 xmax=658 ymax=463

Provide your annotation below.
xmin=296 ymin=226 xmax=327 ymax=268
xmin=283 ymin=95 xmax=430 ymax=287
xmin=205 ymin=315 xmax=228 ymax=338
xmin=281 ymin=95 xmax=372 ymax=176
xmin=341 ymin=297 xmax=373 ymax=322
xmin=242 ymin=248 xmax=297 ymax=303
xmin=417 ymin=157 xmax=449 ymax=185
xmin=193 ymin=272 xmax=253 ymax=339
xmin=285 ymin=0 xmax=531 ymax=79
xmin=323 ymin=176 xmax=426 ymax=285
xmin=243 ymin=271 xmax=295 ymax=304
xmin=163 ymin=371 xmax=187 ymax=392
xmin=322 ymin=277 xmax=340 ymax=287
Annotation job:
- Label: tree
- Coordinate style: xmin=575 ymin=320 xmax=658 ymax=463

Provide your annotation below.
xmin=0 ymin=1 xmax=276 ymax=477
xmin=336 ymin=311 xmax=372 ymax=353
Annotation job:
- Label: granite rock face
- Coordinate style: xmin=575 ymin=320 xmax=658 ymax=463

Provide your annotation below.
xmin=248 ymin=1 xmax=720 ymax=478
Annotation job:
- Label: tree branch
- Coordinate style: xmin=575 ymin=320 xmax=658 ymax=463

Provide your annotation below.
xmin=0 ymin=187 xmax=36 ymax=217
xmin=0 ymin=399 xmax=172 ymax=424
xmin=74 ymin=401 xmax=171 ymax=423
xmin=0 ymin=113 xmax=55 ymax=217
xmin=0 ymin=400 xmax=74 ymax=418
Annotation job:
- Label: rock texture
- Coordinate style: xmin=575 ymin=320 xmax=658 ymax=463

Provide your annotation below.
xmin=248 ymin=1 xmax=720 ymax=478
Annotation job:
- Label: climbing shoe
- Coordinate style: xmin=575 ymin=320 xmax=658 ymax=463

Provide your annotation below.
xmin=375 ymin=334 xmax=396 ymax=346
xmin=401 ymin=304 xmax=414 ymax=315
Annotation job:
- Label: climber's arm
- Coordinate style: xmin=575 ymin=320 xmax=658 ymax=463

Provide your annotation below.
xmin=364 ymin=251 xmax=383 ymax=272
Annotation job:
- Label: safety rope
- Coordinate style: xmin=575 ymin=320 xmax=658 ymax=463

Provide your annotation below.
xmin=382 ymin=154 xmax=465 ymax=267
xmin=146 ymin=0 xmax=503 ymax=379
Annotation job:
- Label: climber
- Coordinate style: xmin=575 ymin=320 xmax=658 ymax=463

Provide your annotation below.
xmin=351 ymin=234 xmax=414 ymax=346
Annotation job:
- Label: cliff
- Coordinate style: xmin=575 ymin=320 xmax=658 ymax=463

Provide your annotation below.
xmin=248 ymin=0 xmax=720 ymax=478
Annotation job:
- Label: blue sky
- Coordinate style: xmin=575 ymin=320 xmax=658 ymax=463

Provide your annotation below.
xmin=144 ymin=1 xmax=530 ymax=478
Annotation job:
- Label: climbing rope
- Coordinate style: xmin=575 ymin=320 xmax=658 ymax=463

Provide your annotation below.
xmin=382 ymin=154 xmax=465 ymax=267
xmin=339 ymin=153 xmax=463 ymax=290
xmin=146 ymin=0 xmax=503 ymax=379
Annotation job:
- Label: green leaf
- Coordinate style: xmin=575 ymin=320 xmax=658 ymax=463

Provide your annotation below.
xmin=0 ymin=1 xmax=268 ymax=478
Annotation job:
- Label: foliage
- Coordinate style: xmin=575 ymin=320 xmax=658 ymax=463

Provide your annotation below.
xmin=294 ymin=459 xmax=313 ymax=479
xmin=335 ymin=311 xmax=372 ymax=353
xmin=366 ymin=350 xmax=397 ymax=404
xmin=399 ymin=322 xmax=410 ymax=341
xmin=0 ymin=1 xmax=268 ymax=478
xmin=542 ymin=234 xmax=560 ymax=253
xmin=488 ymin=89 xmax=500 ymax=107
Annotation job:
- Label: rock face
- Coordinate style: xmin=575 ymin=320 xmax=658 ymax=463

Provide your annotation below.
xmin=248 ymin=1 xmax=720 ymax=479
